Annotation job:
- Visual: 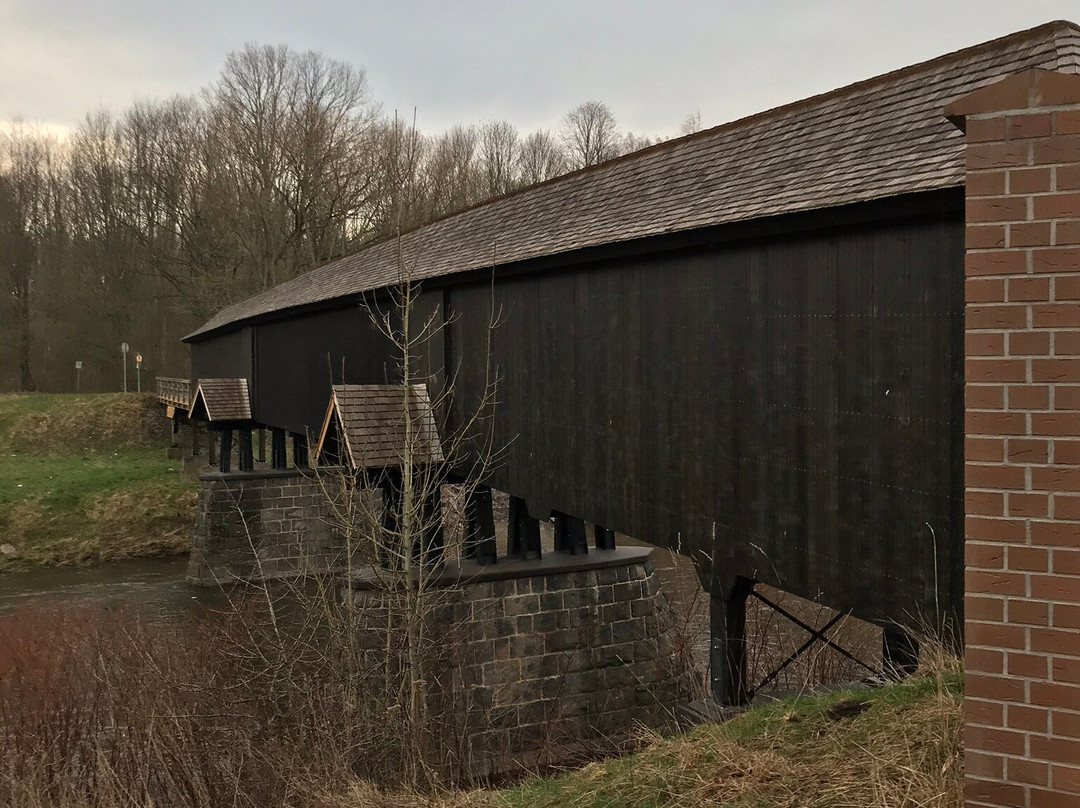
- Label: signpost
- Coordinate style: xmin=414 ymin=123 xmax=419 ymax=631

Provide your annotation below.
xmin=121 ymin=342 xmax=129 ymax=393
xmin=75 ymin=361 xmax=82 ymax=393
xmin=136 ymin=353 xmax=143 ymax=393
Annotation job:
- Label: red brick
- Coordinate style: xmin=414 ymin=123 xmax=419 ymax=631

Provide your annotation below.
xmin=966 ymin=645 xmax=1005 ymax=674
xmin=1054 ymin=603 xmax=1080 ymax=629
xmin=969 ymin=385 xmax=1005 ymax=409
xmin=1010 ymin=331 xmax=1051 ymax=356
xmin=971 ymin=196 xmax=1029 ymax=223
xmin=966 ymin=617 xmax=1028 ymax=646
xmin=1055 ymin=331 xmax=1080 ymax=356
xmin=968 ymin=116 xmax=1007 ymax=143
xmin=1032 ymin=466 xmax=1080 ymax=492
xmin=965 ymin=777 xmax=1025 ymax=808
xmin=1008 ymin=598 xmax=1049 ymax=624
xmin=1059 ymin=163 xmax=1080 ymax=190
xmin=968 ymin=410 xmax=1028 ymax=436
xmin=1055 ymin=440 xmax=1080 ymax=463
xmin=1010 ymin=385 xmax=1050 ymax=410
xmin=1056 ymin=495 xmax=1080 ymax=519
xmin=1054 ymin=548 xmax=1080 ymax=576
xmin=966 ymin=489 xmax=1006 ymax=516
xmin=968 ymin=277 xmax=1007 ymax=303
xmin=1030 ymin=577 xmax=1080 ymax=604
xmin=1033 ymin=412 xmax=1080 ymax=435
xmin=1011 ymin=220 xmax=1052 ymax=247
xmin=968 ymin=303 xmax=1029 ymax=329
xmin=1032 ymin=626 xmax=1080 ymax=655
xmin=968 ymin=543 xmax=1007 ymax=570
xmin=1009 ymin=651 xmax=1049 ymax=678
xmin=1029 ymin=786 xmax=1080 ymax=807
xmin=1034 ymin=136 xmax=1080 ymax=165
xmin=1057 ymin=110 xmax=1080 ymax=136
xmin=968 ymin=592 xmax=1006 ymax=619
xmin=966 ymin=515 xmax=1026 ymax=543
xmin=970 ymin=141 xmax=1031 ymax=170
xmin=1032 ymin=306 xmax=1080 ymax=329
xmin=1031 ymin=681 xmax=1080 ymax=712
xmin=967 ymin=674 xmax=1023 ymax=704
xmin=1008 ymin=438 xmax=1049 ymax=463
xmin=1009 ymin=275 xmax=1051 ymax=301
xmin=969 ymin=462 xmax=1026 ymax=489
xmin=967 ymin=249 xmax=1029 ymax=276
xmin=1033 ymin=357 xmax=1080 ymax=381
xmin=1058 ymin=220 xmax=1080 ymax=246
xmin=1009 ymin=492 xmax=1049 ymax=518
xmin=1009 ymin=545 xmax=1050 ymax=572
xmin=968 ymin=223 xmax=1007 ymax=249
xmin=1011 ymin=166 xmax=1054 ymax=192
xmin=966 ymin=724 xmax=1029 ymax=757
xmin=966 ymin=695 xmax=1006 ymax=727
xmin=968 ymin=331 xmax=1005 ymax=356
xmin=1031 ymin=520 xmax=1080 ymax=547
xmin=1008 ymin=756 xmax=1050 ymax=786
xmin=1008 ymin=113 xmax=1053 ymax=139
xmin=1050 ymin=763 xmax=1080 ymax=794
xmin=1035 ymin=193 xmax=1080 ymax=220
xmin=968 ymin=437 xmax=1005 ymax=462
xmin=1052 ymin=656 xmax=1080 ymax=684
xmin=1056 ymin=390 xmax=1080 ymax=412
xmin=1033 ymin=249 xmax=1080 ymax=275
xmin=966 ymin=748 xmax=1004 ymax=778
xmin=1054 ymin=708 xmax=1080 ymax=737
xmin=969 ymin=169 xmax=1008 ymax=196
xmin=1030 ymin=731 xmax=1080 ymax=764
xmin=1008 ymin=703 xmax=1049 ymax=732
xmin=967 ymin=568 xmax=1028 ymax=598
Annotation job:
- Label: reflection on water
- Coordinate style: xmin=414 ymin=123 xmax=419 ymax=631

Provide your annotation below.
xmin=0 ymin=556 xmax=230 ymax=620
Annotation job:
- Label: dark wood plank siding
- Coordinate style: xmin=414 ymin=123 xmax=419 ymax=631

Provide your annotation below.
xmin=251 ymin=307 xmax=398 ymax=436
xmin=445 ymin=210 xmax=965 ymax=625
xmin=191 ymin=326 xmax=253 ymax=390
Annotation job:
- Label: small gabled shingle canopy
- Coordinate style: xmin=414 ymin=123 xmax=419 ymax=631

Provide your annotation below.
xmin=189 ymin=378 xmax=252 ymax=422
xmin=316 ymin=384 xmax=444 ymax=469
xmin=186 ymin=20 xmax=1080 ymax=342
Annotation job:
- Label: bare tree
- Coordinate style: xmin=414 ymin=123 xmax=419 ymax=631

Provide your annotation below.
xmin=561 ymin=100 xmax=621 ymax=169
xmin=477 ymin=119 xmax=519 ymax=197
xmin=517 ymin=129 xmax=567 ymax=187
xmin=678 ymin=110 xmax=704 ymax=136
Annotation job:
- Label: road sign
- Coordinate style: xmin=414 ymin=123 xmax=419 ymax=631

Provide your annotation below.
xmin=121 ymin=342 xmax=129 ymax=354
xmin=136 ymin=354 xmax=143 ymax=368
xmin=75 ymin=361 xmax=82 ymax=370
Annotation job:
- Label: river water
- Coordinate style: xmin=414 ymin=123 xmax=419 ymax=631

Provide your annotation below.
xmin=0 ymin=556 xmax=230 ymax=620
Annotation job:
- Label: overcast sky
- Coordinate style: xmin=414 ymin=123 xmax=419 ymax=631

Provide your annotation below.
xmin=2 ymin=1 xmax=1079 ymax=139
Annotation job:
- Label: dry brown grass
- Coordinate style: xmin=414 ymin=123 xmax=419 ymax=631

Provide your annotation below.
xmin=2 ymin=393 xmax=168 ymax=454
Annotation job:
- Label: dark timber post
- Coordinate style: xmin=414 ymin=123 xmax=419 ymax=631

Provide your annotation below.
xmin=418 ymin=482 xmax=445 ymax=568
xmin=238 ymin=427 xmax=254 ymax=472
xmin=256 ymin=428 xmax=266 ymax=463
xmin=553 ymin=512 xmax=588 ymax=555
xmin=464 ymin=486 xmax=498 ymax=565
xmin=191 ymin=420 xmax=200 ymax=457
xmin=217 ymin=429 xmax=233 ymax=474
xmin=271 ymin=428 xmax=288 ymax=469
xmin=594 ymin=525 xmax=616 ymax=550
xmin=709 ymin=577 xmax=754 ymax=706
xmin=882 ymin=629 xmax=919 ymax=679
xmin=292 ymin=434 xmax=309 ymax=468
xmin=507 ymin=495 xmax=541 ymax=560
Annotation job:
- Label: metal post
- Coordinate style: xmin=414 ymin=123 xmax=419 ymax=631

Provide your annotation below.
xmin=594 ymin=524 xmax=617 ymax=550
xmin=709 ymin=578 xmax=754 ymax=706
xmin=121 ymin=342 xmax=128 ymax=393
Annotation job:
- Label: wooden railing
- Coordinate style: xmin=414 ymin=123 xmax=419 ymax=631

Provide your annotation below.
xmin=157 ymin=376 xmax=192 ymax=410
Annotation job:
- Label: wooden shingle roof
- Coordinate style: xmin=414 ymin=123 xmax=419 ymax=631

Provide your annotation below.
xmin=188 ymin=20 xmax=1080 ymax=341
xmin=316 ymin=384 xmax=444 ymax=469
xmin=189 ymin=378 xmax=252 ymax=422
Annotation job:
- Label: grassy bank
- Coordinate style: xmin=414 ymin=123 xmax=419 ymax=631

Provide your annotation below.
xmin=494 ymin=671 xmax=962 ymax=808
xmin=0 ymin=393 xmax=197 ymax=570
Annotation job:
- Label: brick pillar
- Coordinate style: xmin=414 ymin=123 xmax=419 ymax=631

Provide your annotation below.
xmin=947 ymin=69 xmax=1080 ymax=808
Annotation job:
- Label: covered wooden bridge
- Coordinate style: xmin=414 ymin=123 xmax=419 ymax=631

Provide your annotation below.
xmin=175 ymin=20 xmax=1080 ymax=735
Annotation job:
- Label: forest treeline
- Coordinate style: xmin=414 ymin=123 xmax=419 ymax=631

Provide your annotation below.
xmin=0 ymin=44 xmax=701 ymax=393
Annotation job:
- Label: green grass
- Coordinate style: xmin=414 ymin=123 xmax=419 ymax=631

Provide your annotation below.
xmin=0 ymin=393 xmax=197 ymax=569
xmin=496 ymin=673 xmax=963 ymax=808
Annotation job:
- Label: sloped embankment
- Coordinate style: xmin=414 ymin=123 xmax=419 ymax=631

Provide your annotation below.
xmin=0 ymin=393 xmax=197 ymax=569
